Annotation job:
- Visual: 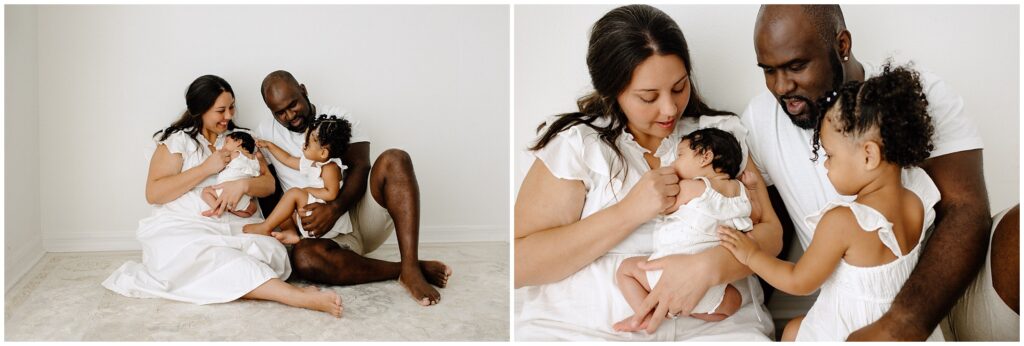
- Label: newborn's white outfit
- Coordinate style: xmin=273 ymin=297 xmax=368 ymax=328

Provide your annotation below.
xmin=644 ymin=176 xmax=754 ymax=314
xmin=214 ymin=150 xmax=261 ymax=211
xmin=295 ymin=156 xmax=350 ymax=238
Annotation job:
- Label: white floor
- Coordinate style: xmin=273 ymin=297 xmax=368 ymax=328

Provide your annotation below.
xmin=4 ymin=242 xmax=509 ymax=341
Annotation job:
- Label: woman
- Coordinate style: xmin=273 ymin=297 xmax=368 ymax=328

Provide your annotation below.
xmin=103 ymin=75 xmax=342 ymax=317
xmin=515 ymin=5 xmax=782 ymax=340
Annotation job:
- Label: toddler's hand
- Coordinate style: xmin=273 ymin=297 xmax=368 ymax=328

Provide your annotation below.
xmin=256 ymin=139 xmax=271 ymax=149
xmin=718 ymin=225 xmax=759 ymax=265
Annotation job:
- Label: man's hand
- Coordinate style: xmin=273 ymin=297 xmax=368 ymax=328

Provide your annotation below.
xmin=299 ymin=201 xmax=343 ymax=238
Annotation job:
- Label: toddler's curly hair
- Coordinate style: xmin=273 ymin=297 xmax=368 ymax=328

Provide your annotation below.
xmin=812 ymin=61 xmax=934 ymax=167
xmin=304 ymin=114 xmax=353 ymax=159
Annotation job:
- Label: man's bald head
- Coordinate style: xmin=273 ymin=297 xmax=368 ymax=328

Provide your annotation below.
xmin=261 ymin=70 xmax=300 ymax=102
xmin=757 ymin=5 xmax=846 ymax=49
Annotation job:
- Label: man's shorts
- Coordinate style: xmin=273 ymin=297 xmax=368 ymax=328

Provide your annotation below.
xmin=328 ymin=189 xmax=394 ymax=255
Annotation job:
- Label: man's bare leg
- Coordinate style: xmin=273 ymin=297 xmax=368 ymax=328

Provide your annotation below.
xmin=368 ymin=149 xmax=450 ymax=305
xmin=991 ymin=204 xmax=1019 ymax=313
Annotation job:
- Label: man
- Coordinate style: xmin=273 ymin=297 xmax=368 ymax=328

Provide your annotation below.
xmin=742 ymin=5 xmax=1016 ymax=340
xmin=255 ymin=70 xmax=451 ymax=306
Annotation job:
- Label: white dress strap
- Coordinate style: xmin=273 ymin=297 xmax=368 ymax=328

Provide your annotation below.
xmin=849 ymin=203 xmax=903 ymax=258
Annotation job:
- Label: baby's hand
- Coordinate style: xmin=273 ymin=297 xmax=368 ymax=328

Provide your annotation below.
xmin=717 ymin=225 xmax=759 ymax=265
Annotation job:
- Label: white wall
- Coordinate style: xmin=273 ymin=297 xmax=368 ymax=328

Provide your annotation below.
xmin=515 ymin=5 xmax=1020 ymax=214
xmin=5 ymin=5 xmax=46 ymax=290
xmin=25 ymin=5 xmax=509 ymax=251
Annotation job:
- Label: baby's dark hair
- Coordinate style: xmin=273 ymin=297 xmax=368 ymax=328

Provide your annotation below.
xmin=812 ymin=61 xmax=934 ymax=167
xmin=681 ymin=127 xmax=743 ymax=179
xmin=226 ymin=131 xmax=256 ymax=154
xmin=304 ymin=114 xmax=353 ymax=159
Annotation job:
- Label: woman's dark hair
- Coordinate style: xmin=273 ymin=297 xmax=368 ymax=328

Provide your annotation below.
xmin=529 ymin=4 xmax=732 ymax=178
xmin=226 ymin=131 xmax=256 ymax=154
xmin=153 ymin=75 xmax=247 ymax=148
xmin=305 ymin=114 xmax=353 ymax=159
xmin=681 ymin=128 xmax=743 ymax=179
xmin=812 ymin=61 xmax=934 ymax=167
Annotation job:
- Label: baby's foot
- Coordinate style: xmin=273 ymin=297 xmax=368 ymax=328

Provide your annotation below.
xmin=272 ymin=231 xmax=301 ymax=245
xmin=399 ymin=269 xmax=441 ymax=306
xmin=612 ymin=312 xmax=651 ymax=332
xmin=419 ymin=260 xmax=452 ymax=288
xmin=304 ymin=289 xmax=342 ymax=318
xmin=242 ymin=223 xmax=271 ymax=236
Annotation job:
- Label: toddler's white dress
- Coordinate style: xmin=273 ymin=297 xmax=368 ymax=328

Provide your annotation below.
xmin=295 ymin=156 xmax=351 ymax=238
xmin=644 ymin=176 xmax=754 ymax=314
xmin=795 ymin=167 xmax=944 ymax=341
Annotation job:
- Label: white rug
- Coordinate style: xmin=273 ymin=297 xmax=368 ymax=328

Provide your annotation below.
xmin=4 ymin=242 xmax=509 ymax=341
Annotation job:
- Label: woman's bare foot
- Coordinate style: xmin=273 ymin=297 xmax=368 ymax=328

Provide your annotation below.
xmin=299 ymin=288 xmax=343 ymax=318
xmin=399 ymin=269 xmax=441 ymax=306
xmin=272 ymin=230 xmax=301 ymax=245
xmin=242 ymin=223 xmax=271 ymax=236
xmin=419 ymin=260 xmax=452 ymax=288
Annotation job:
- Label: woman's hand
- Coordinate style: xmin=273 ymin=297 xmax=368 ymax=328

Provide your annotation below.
xmin=201 ymin=149 xmax=232 ymax=175
xmin=619 ymin=167 xmax=680 ymax=220
xmin=718 ymin=226 xmax=760 ymax=266
xmin=625 ymin=253 xmax=715 ymax=333
xmin=201 ymin=179 xmax=249 ymax=217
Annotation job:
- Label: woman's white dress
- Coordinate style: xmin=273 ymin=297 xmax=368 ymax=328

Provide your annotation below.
xmin=515 ymin=115 xmax=774 ymax=341
xmin=795 ymin=167 xmax=944 ymax=341
xmin=102 ymin=130 xmax=291 ymax=305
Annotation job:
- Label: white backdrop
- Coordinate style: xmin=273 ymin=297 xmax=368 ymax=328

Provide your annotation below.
xmin=8 ymin=5 xmax=509 ymax=258
xmin=514 ymin=5 xmax=1020 ymax=214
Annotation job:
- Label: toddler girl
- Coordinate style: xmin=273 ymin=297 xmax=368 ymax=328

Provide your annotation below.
xmin=718 ymin=63 xmax=941 ymax=341
xmin=243 ymin=115 xmax=352 ymax=244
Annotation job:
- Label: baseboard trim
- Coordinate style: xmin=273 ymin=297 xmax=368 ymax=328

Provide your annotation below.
xmin=5 ymin=236 xmax=46 ymax=292
xmin=43 ymin=225 xmax=508 ymax=253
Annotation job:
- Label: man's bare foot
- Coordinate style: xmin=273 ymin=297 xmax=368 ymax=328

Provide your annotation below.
xmin=399 ymin=269 xmax=441 ymax=306
xmin=242 ymin=223 xmax=272 ymax=236
xmin=300 ymin=288 xmax=342 ymax=318
xmin=272 ymin=230 xmax=301 ymax=245
xmin=419 ymin=260 xmax=452 ymax=288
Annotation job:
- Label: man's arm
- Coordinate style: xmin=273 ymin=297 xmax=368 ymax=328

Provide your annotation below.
xmin=299 ymin=141 xmax=370 ymax=236
xmin=850 ymin=149 xmax=991 ymax=340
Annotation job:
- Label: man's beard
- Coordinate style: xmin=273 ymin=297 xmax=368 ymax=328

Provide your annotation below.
xmin=779 ymin=51 xmax=845 ymax=130
xmin=285 ymin=95 xmax=313 ymax=133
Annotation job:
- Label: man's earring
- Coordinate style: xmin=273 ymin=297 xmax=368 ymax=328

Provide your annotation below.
xmin=843 ymin=56 xmax=849 ymax=62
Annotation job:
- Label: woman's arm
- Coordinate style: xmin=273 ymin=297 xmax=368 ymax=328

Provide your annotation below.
xmin=306 ymin=162 xmax=341 ymax=201
xmin=146 ymin=144 xmax=227 ymax=205
xmin=515 ymin=159 xmax=679 ymax=288
xmin=627 ymin=156 xmax=783 ymax=332
xmin=720 ymin=207 xmax=850 ymax=296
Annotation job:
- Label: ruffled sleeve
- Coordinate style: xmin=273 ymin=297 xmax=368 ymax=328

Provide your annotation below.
xmin=156 ymin=130 xmax=194 ymax=156
xmin=532 ymin=125 xmax=592 ymax=188
xmin=319 ymin=158 xmax=349 ymax=172
xmin=698 ymin=115 xmax=750 ymax=172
